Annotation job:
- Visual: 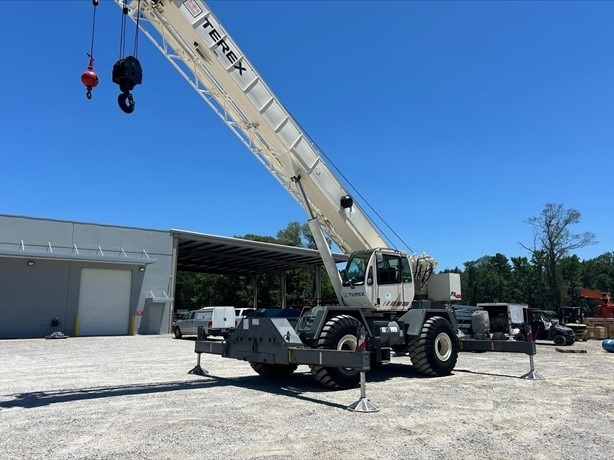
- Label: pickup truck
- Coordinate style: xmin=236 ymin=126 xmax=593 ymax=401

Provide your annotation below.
xmin=172 ymin=306 xmax=235 ymax=339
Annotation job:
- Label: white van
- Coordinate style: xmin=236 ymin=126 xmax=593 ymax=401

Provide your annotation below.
xmin=204 ymin=306 xmax=235 ymax=337
xmin=172 ymin=306 xmax=235 ymax=339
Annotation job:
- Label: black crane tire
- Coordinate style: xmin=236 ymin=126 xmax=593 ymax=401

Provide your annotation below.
xmin=407 ymin=316 xmax=458 ymax=376
xmin=309 ymin=314 xmax=362 ymax=390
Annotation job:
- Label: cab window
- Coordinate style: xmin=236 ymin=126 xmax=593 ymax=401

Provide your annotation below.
xmin=346 ymin=254 xmax=369 ymax=284
xmin=377 ymin=254 xmax=401 ymax=285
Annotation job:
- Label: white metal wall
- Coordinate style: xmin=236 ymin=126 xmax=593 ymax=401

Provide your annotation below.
xmin=78 ymin=268 xmax=132 ymax=336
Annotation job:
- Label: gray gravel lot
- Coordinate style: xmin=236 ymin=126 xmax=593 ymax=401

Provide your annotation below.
xmin=1 ymin=335 xmax=613 ymax=460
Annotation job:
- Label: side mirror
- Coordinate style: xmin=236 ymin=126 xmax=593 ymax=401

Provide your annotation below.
xmin=367 ymin=267 xmax=373 ymax=285
xmin=340 ymin=269 xmax=349 ymax=286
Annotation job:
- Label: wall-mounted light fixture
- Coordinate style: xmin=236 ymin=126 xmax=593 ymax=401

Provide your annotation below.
xmin=26 ymin=260 xmax=35 ymax=267
xmin=138 ymin=266 xmax=146 ymax=272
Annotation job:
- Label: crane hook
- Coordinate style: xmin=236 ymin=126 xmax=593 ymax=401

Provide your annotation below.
xmin=118 ymin=92 xmax=136 ymax=114
xmin=112 ymin=55 xmax=142 ymax=114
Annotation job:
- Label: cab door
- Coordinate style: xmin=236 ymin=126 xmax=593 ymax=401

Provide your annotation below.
xmin=374 ymin=252 xmax=414 ymax=311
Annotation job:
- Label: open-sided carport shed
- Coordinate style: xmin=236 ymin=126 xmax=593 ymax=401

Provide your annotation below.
xmin=171 ymin=230 xmax=348 ymax=307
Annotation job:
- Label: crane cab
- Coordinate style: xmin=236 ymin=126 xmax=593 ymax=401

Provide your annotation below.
xmin=340 ymin=249 xmax=415 ymax=311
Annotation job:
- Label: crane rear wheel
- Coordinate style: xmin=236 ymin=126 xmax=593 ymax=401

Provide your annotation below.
xmin=407 ymin=316 xmax=458 ymax=376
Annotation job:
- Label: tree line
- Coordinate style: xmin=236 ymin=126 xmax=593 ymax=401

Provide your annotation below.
xmin=449 ymin=203 xmax=612 ymax=315
xmin=176 ymin=204 xmax=612 ymax=316
xmin=452 ymin=251 xmax=614 ymax=313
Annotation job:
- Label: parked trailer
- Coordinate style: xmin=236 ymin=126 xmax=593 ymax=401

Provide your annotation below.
xmin=476 ymin=303 xmax=527 ymax=336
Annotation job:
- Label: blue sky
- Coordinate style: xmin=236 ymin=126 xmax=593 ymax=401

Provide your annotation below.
xmin=1 ymin=0 xmax=612 ymax=271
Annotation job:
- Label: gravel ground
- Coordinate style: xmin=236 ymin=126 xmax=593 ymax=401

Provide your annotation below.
xmin=1 ymin=334 xmax=613 ymax=460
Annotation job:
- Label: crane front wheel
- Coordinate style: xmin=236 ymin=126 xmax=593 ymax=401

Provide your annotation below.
xmin=310 ymin=315 xmax=362 ymax=390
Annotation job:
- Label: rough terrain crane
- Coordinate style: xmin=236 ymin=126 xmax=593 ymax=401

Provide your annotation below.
xmin=111 ymin=0 xmax=532 ymax=389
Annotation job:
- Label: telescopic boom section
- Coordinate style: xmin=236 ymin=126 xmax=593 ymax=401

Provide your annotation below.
xmin=118 ymin=0 xmax=389 ymax=255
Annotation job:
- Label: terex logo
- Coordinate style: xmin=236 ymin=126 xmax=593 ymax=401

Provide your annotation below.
xmin=347 ymin=292 xmax=365 ymax=297
xmin=200 ymin=17 xmax=247 ymax=76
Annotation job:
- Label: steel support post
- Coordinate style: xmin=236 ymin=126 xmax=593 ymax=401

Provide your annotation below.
xmin=347 ymin=371 xmax=379 ymax=413
xmin=520 ymin=353 xmax=544 ymax=380
xmin=188 ymin=352 xmax=208 ymax=376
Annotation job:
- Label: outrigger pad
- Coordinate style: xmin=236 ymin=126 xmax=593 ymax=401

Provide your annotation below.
xmin=347 ymin=397 xmax=380 ymax=413
xmin=188 ymin=365 xmax=209 ymax=376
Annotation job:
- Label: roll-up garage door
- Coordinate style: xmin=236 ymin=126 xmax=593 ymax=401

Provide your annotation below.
xmin=78 ymin=268 xmax=132 ymax=336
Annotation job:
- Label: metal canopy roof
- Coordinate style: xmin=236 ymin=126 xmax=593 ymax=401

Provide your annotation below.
xmin=172 ymin=230 xmax=348 ymax=276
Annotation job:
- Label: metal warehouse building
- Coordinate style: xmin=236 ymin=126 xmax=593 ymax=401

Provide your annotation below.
xmin=0 ymin=214 xmax=345 ymax=339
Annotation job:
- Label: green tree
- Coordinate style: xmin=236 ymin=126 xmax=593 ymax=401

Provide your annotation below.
xmin=581 ymin=252 xmax=614 ymax=292
xmin=275 ymin=222 xmax=303 ymax=247
xmin=461 ymin=254 xmax=511 ymax=304
xmin=508 ymin=256 xmax=534 ymax=304
xmin=521 ymin=203 xmax=596 ymax=311
xmin=174 ymin=272 xmax=248 ymax=310
xmin=527 ymin=250 xmax=550 ymax=308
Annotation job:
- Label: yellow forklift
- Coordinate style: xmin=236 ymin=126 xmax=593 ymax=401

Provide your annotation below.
xmin=559 ymin=306 xmax=589 ymax=341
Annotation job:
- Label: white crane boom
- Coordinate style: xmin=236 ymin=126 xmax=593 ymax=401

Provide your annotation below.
xmin=118 ymin=0 xmax=389 ymax=256
xmin=113 ymin=0 xmax=454 ymax=307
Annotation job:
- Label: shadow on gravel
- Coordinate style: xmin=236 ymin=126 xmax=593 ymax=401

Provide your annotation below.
xmin=203 ymin=373 xmax=349 ymax=409
xmin=184 ymin=360 xmax=450 ymax=408
xmin=366 ymin=361 xmax=432 ymax=382
xmin=0 ymin=360 xmax=438 ymax=411
xmin=0 ymin=380 xmax=212 ymax=410
xmin=453 ymin=368 xmax=529 ymax=379
xmin=382 ymin=358 xmax=537 ymax=380
xmin=0 ymin=373 xmax=353 ymax=411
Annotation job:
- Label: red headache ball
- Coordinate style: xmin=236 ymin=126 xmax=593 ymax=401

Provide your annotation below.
xmin=81 ymin=69 xmax=99 ymax=89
